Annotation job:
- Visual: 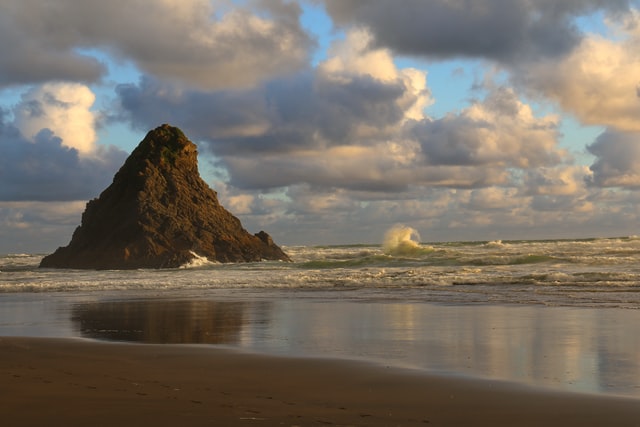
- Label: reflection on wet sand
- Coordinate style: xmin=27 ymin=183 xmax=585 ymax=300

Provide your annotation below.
xmin=72 ymin=300 xmax=269 ymax=344
xmin=67 ymin=298 xmax=640 ymax=397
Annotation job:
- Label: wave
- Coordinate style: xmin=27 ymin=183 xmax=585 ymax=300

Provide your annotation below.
xmin=4 ymin=237 xmax=640 ymax=310
xmin=179 ymin=252 xmax=217 ymax=269
xmin=465 ymin=254 xmax=559 ymax=266
xmin=382 ymin=224 xmax=433 ymax=256
xmin=300 ymin=255 xmax=392 ymax=269
xmin=0 ymin=253 xmax=43 ymax=272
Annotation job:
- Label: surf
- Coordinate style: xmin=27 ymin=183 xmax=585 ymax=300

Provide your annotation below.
xmin=382 ymin=225 xmax=433 ymax=257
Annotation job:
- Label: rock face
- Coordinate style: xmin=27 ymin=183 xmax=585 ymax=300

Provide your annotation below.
xmin=40 ymin=124 xmax=290 ymax=269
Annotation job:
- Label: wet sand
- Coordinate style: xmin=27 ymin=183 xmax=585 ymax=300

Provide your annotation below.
xmin=2 ymin=337 xmax=640 ymax=426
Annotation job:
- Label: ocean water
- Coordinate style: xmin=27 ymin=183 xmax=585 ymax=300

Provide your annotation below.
xmin=2 ymin=230 xmax=640 ymax=398
xmin=2 ymin=233 xmax=640 ymax=308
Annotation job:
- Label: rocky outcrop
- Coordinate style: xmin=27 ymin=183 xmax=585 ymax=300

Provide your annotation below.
xmin=40 ymin=124 xmax=290 ymax=269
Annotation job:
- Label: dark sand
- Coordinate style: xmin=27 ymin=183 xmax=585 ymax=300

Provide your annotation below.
xmin=2 ymin=338 xmax=640 ymax=426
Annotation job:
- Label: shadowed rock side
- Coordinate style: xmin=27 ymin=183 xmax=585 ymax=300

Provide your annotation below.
xmin=40 ymin=124 xmax=290 ymax=269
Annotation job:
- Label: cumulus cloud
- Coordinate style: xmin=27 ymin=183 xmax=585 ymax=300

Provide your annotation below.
xmin=514 ymin=22 xmax=640 ymax=132
xmin=319 ymin=2 xmax=640 ymax=137
xmin=0 ymin=129 xmax=127 ymax=202
xmin=0 ymin=0 xmax=312 ymax=89
xmin=587 ymin=130 xmax=640 ymax=188
xmin=14 ymin=82 xmax=98 ymax=153
xmin=230 ymin=181 xmax=614 ymax=245
xmin=466 ymin=187 xmax=521 ymax=211
xmin=522 ymin=166 xmax=592 ymax=196
xmin=0 ymin=105 xmax=127 ymax=202
xmin=321 ymin=0 xmax=634 ymax=63
xmin=318 ymin=29 xmax=432 ymax=121
xmin=117 ymin=30 xmax=569 ymax=194
xmin=223 ymin=142 xmax=421 ymax=191
xmin=413 ymin=87 xmax=564 ymax=169
xmin=0 ymin=0 xmax=105 ymax=87
xmin=118 ymin=29 xmax=430 ymax=154
xmin=117 ymin=29 xmax=431 ymax=191
xmin=400 ymin=86 xmax=569 ymax=189
xmin=4 ymin=0 xmax=636 ymax=249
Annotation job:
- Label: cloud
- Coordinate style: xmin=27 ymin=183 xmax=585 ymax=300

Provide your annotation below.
xmin=514 ymin=19 xmax=640 ymax=132
xmin=226 ymin=181 xmax=615 ymax=245
xmin=116 ymin=29 xmax=431 ymax=190
xmin=117 ymin=29 xmax=430 ymax=152
xmin=0 ymin=105 xmax=127 ymax=202
xmin=119 ymin=81 xmax=566 ymax=193
xmin=0 ymin=201 xmax=87 ymax=253
xmin=2 ymin=1 xmax=640 ymax=250
xmin=587 ymin=130 xmax=640 ymax=188
xmin=0 ymin=0 xmax=105 ymax=87
xmin=0 ymin=0 xmax=312 ymax=89
xmin=400 ymin=86 xmax=569 ymax=189
xmin=413 ymin=87 xmax=564 ymax=169
xmin=321 ymin=0 xmax=634 ymax=63
xmin=522 ymin=166 xmax=592 ymax=196
xmin=465 ymin=187 xmax=521 ymax=211
xmin=14 ymin=82 xmax=97 ymax=153
xmin=117 ymin=30 xmax=568 ymax=193
xmin=320 ymin=3 xmax=640 ymax=135
xmin=117 ymin=70 xmax=425 ymax=190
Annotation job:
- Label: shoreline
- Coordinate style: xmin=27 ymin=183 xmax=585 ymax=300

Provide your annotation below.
xmin=3 ymin=294 xmax=640 ymax=399
xmin=2 ymin=337 xmax=640 ymax=426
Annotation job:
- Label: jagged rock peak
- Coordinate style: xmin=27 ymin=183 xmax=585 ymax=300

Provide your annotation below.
xmin=39 ymin=124 xmax=290 ymax=270
xmin=124 ymin=124 xmax=198 ymax=170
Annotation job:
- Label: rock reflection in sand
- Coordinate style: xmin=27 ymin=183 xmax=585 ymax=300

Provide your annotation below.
xmin=71 ymin=300 xmax=268 ymax=344
xmin=62 ymin=297 xmax=640 ymax=397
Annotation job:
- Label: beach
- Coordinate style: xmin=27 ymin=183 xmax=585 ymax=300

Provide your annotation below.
xmin=4 ymin=293 xmax=640 ymax=397
xmin=3 ymin=337 xmax=640 ymax=427
xmin=3 ymin=240 xmax=640 ymax=425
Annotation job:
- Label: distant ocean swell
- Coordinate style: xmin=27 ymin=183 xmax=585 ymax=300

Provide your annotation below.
xmin=1 ymin=228 xmax=640 ymax=308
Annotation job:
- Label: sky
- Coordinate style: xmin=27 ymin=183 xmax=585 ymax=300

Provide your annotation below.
xmin=2 ymin=0 xmax=640 ymax=253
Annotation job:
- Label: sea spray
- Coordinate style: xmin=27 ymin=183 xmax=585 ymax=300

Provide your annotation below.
xmin=179 ymin=251 xmax=218 ymax=268
xmin=485 ymin=240 xmax=504 ymax=248
xmin=4 ymin=238 xmax=640 ymax=309
xmin=382 ymin=224 xmax=431 ymax=256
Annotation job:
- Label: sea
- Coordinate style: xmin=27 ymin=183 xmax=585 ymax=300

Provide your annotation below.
xmin=2 ymin=227 xmax=640 ymax=398
xmin=3 ymin=231 xmax=640 ymax=307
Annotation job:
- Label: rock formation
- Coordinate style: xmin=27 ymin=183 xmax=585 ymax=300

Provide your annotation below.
xmin=40 ymin=124 xmax=290 ymax=269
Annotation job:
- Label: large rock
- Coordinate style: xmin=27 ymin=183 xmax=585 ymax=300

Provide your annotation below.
xmin=40 ymin=124 xmax=290 ymax=269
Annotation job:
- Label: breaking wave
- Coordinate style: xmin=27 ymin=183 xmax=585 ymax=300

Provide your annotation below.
xmin=382 ymin=224 xmax=433 ymax=256
xmin=180 ymin=251 xmax=217 ymax=269
xmin=4 ymin=237 xmax=640 ymax=309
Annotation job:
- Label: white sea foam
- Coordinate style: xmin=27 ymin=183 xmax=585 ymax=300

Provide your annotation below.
xmin=382 ymin=224 xmax=431 ymax=256
xmin=179 ymin=251 xmax=217 ymax=269
xmin=2 ymin=238 xmax=640 ymax=308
